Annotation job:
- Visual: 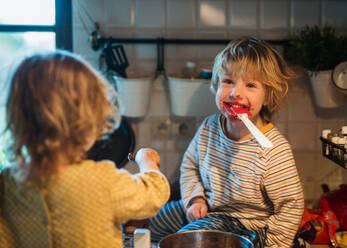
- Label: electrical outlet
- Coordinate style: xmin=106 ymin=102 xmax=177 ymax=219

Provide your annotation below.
xmin=151 ymin=118 xmax=171 ymax=138
xmin=171 ymin=119 xmax=196 ymax=140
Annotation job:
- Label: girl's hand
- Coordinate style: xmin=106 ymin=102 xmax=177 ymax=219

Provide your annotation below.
xmin=135 ymin=148 xmax=160 ymax=172
xmin=186 ymin=198 xmax=208 ymax=222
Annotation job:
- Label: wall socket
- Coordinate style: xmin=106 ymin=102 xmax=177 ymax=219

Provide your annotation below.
xmin=171 ymin=120 xmax=196 ymax=139
xmin=151 ymin=118 xmax=197 ymax=140
xmin=151 ymin=119 xmax=171 ymax=138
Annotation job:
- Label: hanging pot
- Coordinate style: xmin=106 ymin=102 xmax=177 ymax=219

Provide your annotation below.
xmin=332 ymin=61 xmax=347 ymax=95
xmin=309 ymin=70 xmax=344 ymax=108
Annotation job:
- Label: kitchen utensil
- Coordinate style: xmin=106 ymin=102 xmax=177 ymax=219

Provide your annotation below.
xmin=128 ymin=152 xmax=135 ymax=162
xmin=103 ymin=40 xmax=129 ymax=78
xmin=224 ymin=103 xmax=252 ymax=117
xmin=223 ymin=103 xmax=273 ymax=148
xmin=332 ymin=61 xmax=347 ymax=95
xmin=158 ymin=230 xmax=254 ymax=248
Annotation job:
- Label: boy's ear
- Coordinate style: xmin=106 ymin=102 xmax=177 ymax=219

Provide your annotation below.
xmin=209 ymin=83 xmax=216 ymax=95
xmin=263 ymin=90 xmax=270 ymax=106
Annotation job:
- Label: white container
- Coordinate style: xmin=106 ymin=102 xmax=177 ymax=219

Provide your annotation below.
xmin=168 ymin=77 xmax=218 ymax=116
xmin=113 ymin=76 xmax=152 ymax=117
xmin=309 ymin=70 xmax=345 ymax=108
xmin=341 ymin=126 xmax=347 ymax=136
xmin=321 ymin=129 xmax=332 ymax=139
xmin=133 ymin=229 xmax=151 ymax=248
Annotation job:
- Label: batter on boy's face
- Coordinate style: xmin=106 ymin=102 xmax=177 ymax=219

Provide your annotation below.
xmin=215 ymin=72 xmax=266 ymax=126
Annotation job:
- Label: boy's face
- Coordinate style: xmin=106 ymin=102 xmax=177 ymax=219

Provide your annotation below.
xmin=215 ymin=73 xmax=266 ymax=124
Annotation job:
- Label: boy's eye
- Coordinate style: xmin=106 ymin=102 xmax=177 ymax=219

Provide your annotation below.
xmin=222 ymin=79 xmax=233 ymax=85
xmin=247 ymin=82 xmax=256 ymax=88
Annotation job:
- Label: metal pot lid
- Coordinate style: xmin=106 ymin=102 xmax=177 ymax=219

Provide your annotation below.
xmin=332 ymin=61 xmax=347 ymax=90
xmin=87 ymin=118 xmax=135 ymax=168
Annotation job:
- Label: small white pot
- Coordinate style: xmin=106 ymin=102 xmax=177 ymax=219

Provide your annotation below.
xmin=309 ymin=70 xmax=345 ymax=108
xmin=113 ymin=76 xmax=152 ymax=117
xmin=168 ymin=77 xmax=217 ymax=116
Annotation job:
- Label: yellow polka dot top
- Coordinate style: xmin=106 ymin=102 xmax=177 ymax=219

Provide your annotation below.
xmin=0 ymin=160 xmax=170 ymax=248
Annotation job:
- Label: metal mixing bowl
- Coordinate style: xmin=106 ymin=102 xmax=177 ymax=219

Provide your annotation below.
xmin=158 ymin=230 xmax=254 ymax=248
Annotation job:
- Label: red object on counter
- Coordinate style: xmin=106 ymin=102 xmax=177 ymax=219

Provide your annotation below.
xmin=320 ymin=184 xmax=347 ymax=230
xmin=297 ymin=184 xmax=347 ymax=246
xmin=298 ymin=208 xmax=339 ymax=245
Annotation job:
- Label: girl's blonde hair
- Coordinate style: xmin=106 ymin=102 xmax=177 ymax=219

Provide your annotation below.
xmin=211 ymin=37 xmax=295 ymax=121
xmin=6 ymin=50 xmax=120 ymax=187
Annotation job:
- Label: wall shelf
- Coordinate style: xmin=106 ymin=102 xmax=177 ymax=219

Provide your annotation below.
xmin=320 ymin=137 xmax=347 ymax=169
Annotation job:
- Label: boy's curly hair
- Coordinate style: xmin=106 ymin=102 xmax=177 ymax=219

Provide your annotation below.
xmin=211 ymin=37 xmax=296 ymax=122
xmin=6 ymin=51 xmax=120 ymax=187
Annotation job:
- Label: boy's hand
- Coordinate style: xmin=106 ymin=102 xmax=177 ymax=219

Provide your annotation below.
xmin=186 ymin=198 xmax=208 ymax=222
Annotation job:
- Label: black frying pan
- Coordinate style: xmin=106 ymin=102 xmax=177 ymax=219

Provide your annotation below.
xmin=87 ymin=118 xmax=135 ymax=168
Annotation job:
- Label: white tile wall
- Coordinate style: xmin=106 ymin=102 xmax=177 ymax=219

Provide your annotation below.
xmin=230 ymin=0 xmax=258 ymax=29
xmin=200 ymin=0 xmax=226 ymax=27
xmin=73 ymin=0 xmax=105 ymax=29
xmin=166 ymin=44 xmax=198 ymax=61
xmin=73 ymin=0 xmax=347 ymax=203
xmin=287 ymin=90 xmax=317 ymax=122
xmin=260 ymin=0 xmax=289 ymax=29
xmin=162 ymin=152 xmax=182 ymax=184
xmin=135 ymin=0 xmax=164 ymax=28
xmin=288 ymin=122 xmax=319 ymax=151
xmin=323 ymin=0 xmax=347 ymax=30
xmin=104 ymin=0 xmax=132 ymax=27
xmin=291 ymin=0 xmax=320 ymax=29
xmin=167 ymin=0 xmax=196 ymax=28
xmin=197 ymin=44 xmax=226 ymax=60
xmin=73 ymin=26 xmax=99 ymax=58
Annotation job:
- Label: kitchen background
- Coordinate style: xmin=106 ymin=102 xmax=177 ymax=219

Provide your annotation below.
xmin=71 ymin=0 xmax=346 ymax=204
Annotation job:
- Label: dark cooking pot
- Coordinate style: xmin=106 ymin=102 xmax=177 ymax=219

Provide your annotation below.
xmin=158 ymin=230 xmax=254 ymax=248
xmin=87 ymin=118 xmax=135 ymax=168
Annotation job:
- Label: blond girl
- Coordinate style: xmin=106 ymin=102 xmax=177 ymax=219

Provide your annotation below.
xmin=0 ymin=50 xmax=170 ymax=248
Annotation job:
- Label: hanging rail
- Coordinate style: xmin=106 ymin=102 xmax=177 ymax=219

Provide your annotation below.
xmin=89 ymin=27 xmax=289 ymax=77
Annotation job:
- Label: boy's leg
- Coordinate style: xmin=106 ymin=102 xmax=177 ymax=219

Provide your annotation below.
xmin=148 ymin=200 xmax=188 ymax=242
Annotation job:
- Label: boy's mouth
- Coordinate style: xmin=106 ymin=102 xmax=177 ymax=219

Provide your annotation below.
xmin=223 ymin=102 xmax=251 ymax=117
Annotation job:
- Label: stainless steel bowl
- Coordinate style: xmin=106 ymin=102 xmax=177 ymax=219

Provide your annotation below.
xmin=158 ymin=230 xmax=254 ymax=248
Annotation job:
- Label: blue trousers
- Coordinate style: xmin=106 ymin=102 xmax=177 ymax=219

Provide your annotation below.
xmin=148 ymin=200 xmax=267 ymax=248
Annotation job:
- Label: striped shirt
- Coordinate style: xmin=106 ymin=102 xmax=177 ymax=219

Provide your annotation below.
xmin=180 ymin=113 xmax=304 ymax=248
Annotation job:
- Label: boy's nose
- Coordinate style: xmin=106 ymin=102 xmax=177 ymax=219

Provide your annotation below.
xmin=230 ymin=85 xmax=243 ymax=98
